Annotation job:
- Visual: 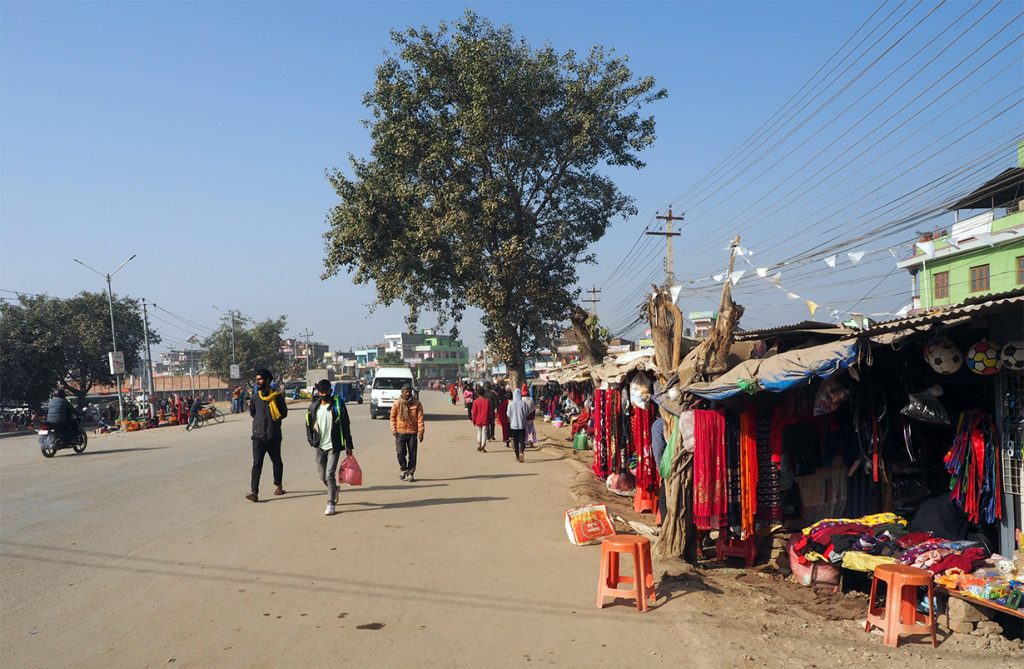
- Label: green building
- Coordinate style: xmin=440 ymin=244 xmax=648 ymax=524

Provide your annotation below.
xmin=400 ymin=330 xmax=469 ymax=381
xmin=899 ymin=162 xmax=1024 ymax=309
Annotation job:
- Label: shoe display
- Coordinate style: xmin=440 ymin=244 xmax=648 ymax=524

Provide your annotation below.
xmin=245 ymin=493 xmax=258 ymax=502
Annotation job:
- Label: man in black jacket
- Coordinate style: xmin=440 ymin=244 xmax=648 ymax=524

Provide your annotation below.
xmin=246 ymin=368 xmax=288 ymax=502
xmin=305 ymin=380 xmax=354 ymax=516
xmin=46 ymin=389 xmax=80 ymax=441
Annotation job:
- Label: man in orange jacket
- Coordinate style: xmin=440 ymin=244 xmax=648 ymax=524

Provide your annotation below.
xmin=390 ymin=385 xmax=425 ymax=482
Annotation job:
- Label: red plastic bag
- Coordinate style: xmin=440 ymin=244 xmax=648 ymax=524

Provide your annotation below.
xmin=338 ymin=455 xmax=363 ymax=486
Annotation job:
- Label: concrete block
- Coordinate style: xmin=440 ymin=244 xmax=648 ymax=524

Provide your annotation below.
xmin=949 ymin=620 xmax=976 ymax=634
xmin=946 ymin=596 xmax=992 ymax=623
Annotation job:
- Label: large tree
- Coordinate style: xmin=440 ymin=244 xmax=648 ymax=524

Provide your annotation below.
xmin=0 ymin=292 xmax=156 ymax=406
xmin=323 ymin=11 xmax=665 ymax=385
xmin=201 ymin=313 xmax=288 ymax=382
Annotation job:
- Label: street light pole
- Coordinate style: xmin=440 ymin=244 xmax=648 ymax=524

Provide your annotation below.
xmin=74 ymin=254 xmax=136 ymax=422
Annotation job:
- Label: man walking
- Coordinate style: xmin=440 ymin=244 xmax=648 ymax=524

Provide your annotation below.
xmin=390 ymin=385 xmax=424 ymax=482
xmin=185 ymin=395 xmax=204 ymax=431
xmin=507 ymin=387 xmax=530 ymax=463
xmin=471 ymin=386 xmax=490 ymax=452
xmin=305 ymin=380 xmax=353 ymax=516
xmin=246 ymin=368 xmax=287 ymax=502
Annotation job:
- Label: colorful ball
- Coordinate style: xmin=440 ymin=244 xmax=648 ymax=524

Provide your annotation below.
xmin=965 ymin=339 xmax=1001 ymax=376
xmin=1001 ymin=340 xmax=1024 ymax=372
xmin=923 ymin=337 xmax=962 ymax=375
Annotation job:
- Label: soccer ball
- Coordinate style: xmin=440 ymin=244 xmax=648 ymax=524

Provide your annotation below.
xmin=923 ymin=338 xmax=962 ymax=374
xmin=1001 ymin=340 xmax=1024 ymax=372
xmin=965 ymin=339 xmax=1001 ymax=375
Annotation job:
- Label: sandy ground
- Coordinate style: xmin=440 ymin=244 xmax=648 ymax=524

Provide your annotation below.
xmin=1 ymin=393 xmax=1018 ymax=668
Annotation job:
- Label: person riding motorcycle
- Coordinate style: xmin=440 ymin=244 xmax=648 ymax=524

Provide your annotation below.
xmin=46 ymin=389 xmax=82 ymax=442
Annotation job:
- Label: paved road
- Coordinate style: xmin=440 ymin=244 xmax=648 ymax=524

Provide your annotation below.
xmin=1 ymin=393 xmax=690 ymax=668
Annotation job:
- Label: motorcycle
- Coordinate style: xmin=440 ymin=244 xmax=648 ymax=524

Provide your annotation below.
xmin=38 ymin=419 xmax=88 ymax=458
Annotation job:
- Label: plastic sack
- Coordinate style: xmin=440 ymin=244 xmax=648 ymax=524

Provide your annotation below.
xmin=564 ymin=504 xmax=615 ymax=546
xmin=572 ymin=432 xmax=589 ymax=450
xmin=338 ymin=455 xmax=363 ymax=486
xmin=813 ymin=377 xmax=848 ymax=416
xmin=900 ymin=392 xmax=950 ymax=425
xmin=629 ymin=371 xmax=654 ymax=409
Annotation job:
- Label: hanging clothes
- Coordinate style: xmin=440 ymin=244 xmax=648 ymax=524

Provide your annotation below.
xmin=755 ymin=412 xmax=782 ymax=525
xmin=632 ymin=405 xmax=657 ymax=493
xmin=725 ymin=412 xmax=742 ymax=530
xmin=739 ymin=409 xmax=758 ymax=538
xmin=693 ymin=409 xmax=727 ymax=530
xmin=945 ymin=410 xmax=1002 ymax=525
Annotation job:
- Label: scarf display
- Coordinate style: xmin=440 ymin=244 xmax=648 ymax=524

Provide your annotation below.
xmin=631 ymin=405 xmax=657 ymax=493
xmin=739 ymin=409 xmax=758 ymax=538
xmin=259 ymin=390 xmax=283 ymax=421
xmin=693 ymin=409 xmax=727 ymax=530
xmin=755 ymin=413 xmax=782 ymax=525
xmin=725 ymin=412 xmax=742 ymax=530
xmin=945 ymin=410 xmax=1002 ymax=525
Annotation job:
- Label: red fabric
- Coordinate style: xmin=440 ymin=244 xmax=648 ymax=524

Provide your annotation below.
xmin=632 ymin=406 xmax=657 ymax=493
xmin=471 ymin=397 xmax=490 ymax=427
xmin=739 ymin=409 xmax=758 ymax=538
xmin=693 ymin=409 xmax=727 ymax=530
xmin=497 ymin=399 xmax=510 ymax=441
xmin=896 ymin=532 xmax=933 ymax=549
xmin=926 ymin=547 xmax=987 ymax=574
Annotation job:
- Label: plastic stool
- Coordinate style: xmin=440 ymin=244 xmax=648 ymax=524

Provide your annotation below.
xmin=865 ymin=564 xmax=937 ymax=648
xmin=596 ymin=535 xmax=656 ymax=612
xmin=716 ymin=534 xmax=757 ymax=567
xmin=633 ymin=487 xmax=658 ymax=514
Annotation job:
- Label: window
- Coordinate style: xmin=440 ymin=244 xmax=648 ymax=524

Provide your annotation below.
xmin=933 ymin=271 xmax=949 ymax=299
xmin=1017 ymin=256 xmax=1024 ymax=284
xmin=969 ymin=264 xmax=990 ymax=292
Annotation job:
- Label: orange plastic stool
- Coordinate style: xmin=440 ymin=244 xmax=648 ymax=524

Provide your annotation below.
xmin=865 ymin=564 xmax=937 ymax=648
xmin=716 ymin=534 xmax=757 ymax=567
xmin=633 ymin=487 xmax=658 ymax=514
xmin=596 ymin=535 xmax=656 ymax=612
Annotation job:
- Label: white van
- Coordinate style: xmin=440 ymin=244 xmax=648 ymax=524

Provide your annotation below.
xmin=369 ymin=366 xmax=416 ymax=419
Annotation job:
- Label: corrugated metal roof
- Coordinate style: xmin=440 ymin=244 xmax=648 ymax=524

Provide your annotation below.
xmin=861 ymin=287 xmax=1024 ymax=336
xmin=733 ymin=320 xmax=852 ymax=342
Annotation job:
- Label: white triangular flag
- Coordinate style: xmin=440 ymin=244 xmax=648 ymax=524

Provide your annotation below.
xmin=712 ymin=273 xmax=724 ymax=283
xmin=770 ymin=273 xmax=782 ymax=286
xmin=847 ymin=251 xmax=865 ymax=264
xmin=806 ymin=300 xmax=818 ymax=318
xmin=824 ymin=255 xmax=837 ymax=269
xmin=915 ymin=241 xmax=935 ymax=259
xmin=669 ymin=285 xmax=682 ymax=305
xmin=756 ymin=267 xmax=768 ymax=278
xmin=888 ymin=247 xmax=898 ymax=258
xmin=730 ymin=270 xmax=746 ymax=286
xmin=786 ymin=292 xmax=799 ymax=300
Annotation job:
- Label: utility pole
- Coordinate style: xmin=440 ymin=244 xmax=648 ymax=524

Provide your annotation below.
xmin=296 ymin=329 xmax=314 ymax=373
xmin=187 ymin=335 xmax=199 ymax=397
xmin=583 ymin=285 xmax=602 ymax=316
xmin=213 ymin=305 xmax=237 ymax=365
xmin=647 ymin=208 xmax=684 ymax=287
xmin=141 ymin=298 xmax=156 ymax=403
xmin=74 ymin=254 xmax=136 ymax=421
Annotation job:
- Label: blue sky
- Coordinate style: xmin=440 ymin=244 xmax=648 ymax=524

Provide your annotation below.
xmin=2 ymin=1 xmax=1021 ymax=354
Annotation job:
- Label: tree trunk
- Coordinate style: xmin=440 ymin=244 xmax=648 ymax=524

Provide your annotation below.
xmin=568 ymin=306 xmax=607 ymax=365
xmin=645 ymin=286 xmax=675 ymax=382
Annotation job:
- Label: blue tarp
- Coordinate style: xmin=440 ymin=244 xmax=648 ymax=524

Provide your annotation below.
xmin=684 ymin=339 xmax=858 ymax=401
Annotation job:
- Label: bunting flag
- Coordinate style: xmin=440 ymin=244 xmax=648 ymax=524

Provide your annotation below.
xmin=888 ymin=247 xmax=899 ymax=258
xmin=756 ymin=267 xmax=768 ymax=278
xmin=730 ymin=270 xmax=746 ymax=286
xmin=770 ymin=273 xmax=782 ymax=286
xmin=806 ymin=300 xmax=818 ymax=318
xmin=786 ymin=292 xmax=800 ymax=300
xmin=847 ymin=251 xmax=865 ymax=264
xmin=824 ymin=255 xmax=837 ymax=269
xmin=713 ymin=273 xmax=724 ymax=283
xmin=915 ymin=240 xmax=935 ymax=259
xmin=669 ymin=284 xmax=682 ymax=305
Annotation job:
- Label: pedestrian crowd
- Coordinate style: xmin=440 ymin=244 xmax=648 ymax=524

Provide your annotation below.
xmin=464 ymin=380 xmax=535 ymax=462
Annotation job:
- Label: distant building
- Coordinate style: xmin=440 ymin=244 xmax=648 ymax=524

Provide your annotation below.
xmin=382 ymin=329 xmax=469 ymax=380
xmin=899 ymin=158 xmax=1024 ymax=310
xmin=688 ymin=311 xmax=718 ymax=339
xmin=281 ymin=338 xmax=330 ymax=369
xmin=158 ymin=348 xmax=205 ymax=376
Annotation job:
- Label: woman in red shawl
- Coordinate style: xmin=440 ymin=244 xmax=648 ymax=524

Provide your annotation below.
xmin=497 ymin=387 xmax=511 ymax=447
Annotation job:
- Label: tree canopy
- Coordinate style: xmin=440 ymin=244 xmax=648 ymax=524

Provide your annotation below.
xmin=0 ymin=292 xmax=156 ymax=406
xmin=323 ymin=11 xmax=665 ymax=383
xmin=201 ymin=313 xmax=288 ymax=382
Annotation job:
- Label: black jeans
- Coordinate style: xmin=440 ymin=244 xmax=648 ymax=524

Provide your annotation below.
xmin=510 ymin=428 xmax=526 ymax=458
xmin=251 ymin=438 xmax=283 ymax=494
xmin=396 ymin=433 xmax=418 ymax=474
xmin=466 ymin=404 xmax=473 ymax=420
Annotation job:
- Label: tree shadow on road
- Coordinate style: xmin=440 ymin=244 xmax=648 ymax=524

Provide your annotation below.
xmin=337 ymin=496 xmax=507 ymax=513
xmin=77 ymin=447 xmax=171 ymax=456
xmin=417 ymin=473 xmax=535 ymax=482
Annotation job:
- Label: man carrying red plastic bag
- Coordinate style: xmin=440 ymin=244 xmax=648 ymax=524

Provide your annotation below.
xmin=305 ymin=380 xmax=354 ymax=516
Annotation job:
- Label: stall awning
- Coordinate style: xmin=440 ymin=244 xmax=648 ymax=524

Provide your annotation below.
xmin=684 ymin=339 xmax=858 ymax=400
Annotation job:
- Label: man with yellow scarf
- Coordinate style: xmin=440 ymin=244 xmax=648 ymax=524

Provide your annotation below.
xmin=246 ymin=368 xmax=288 ymax=502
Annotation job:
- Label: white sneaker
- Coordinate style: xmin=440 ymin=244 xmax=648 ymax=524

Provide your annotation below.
xmin=324 ymin=502 xmax=336 ymax=516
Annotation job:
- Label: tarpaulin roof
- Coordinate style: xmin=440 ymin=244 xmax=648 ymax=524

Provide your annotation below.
xmin=683 ymin=339 xmax=858 ymax=400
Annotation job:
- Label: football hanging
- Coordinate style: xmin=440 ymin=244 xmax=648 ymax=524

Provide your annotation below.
xmin=924 ymin=337 xmax=963 ymax=375
xmin=965 ymin=339 xmax=1001 ymax=376
xmin=1001 ymin=340 xmax=1024 ymax=372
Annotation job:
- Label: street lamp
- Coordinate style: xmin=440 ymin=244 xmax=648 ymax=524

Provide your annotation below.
xmin=74 ymin=254 xmax=136 ymax=422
